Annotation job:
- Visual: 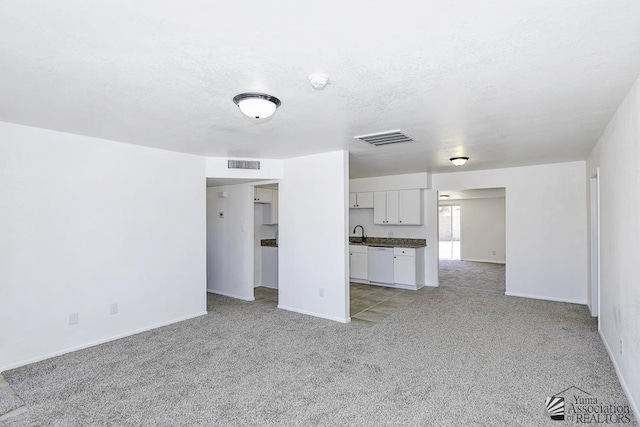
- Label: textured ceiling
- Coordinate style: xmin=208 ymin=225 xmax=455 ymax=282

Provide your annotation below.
xmin=1 ymin=1 xmax=640 ymax=178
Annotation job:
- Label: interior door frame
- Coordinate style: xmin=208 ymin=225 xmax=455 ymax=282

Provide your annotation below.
xmin=589 ymin=169 xmax=601 ymax=320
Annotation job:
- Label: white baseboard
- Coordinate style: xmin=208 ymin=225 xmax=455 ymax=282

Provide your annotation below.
xmin=505 ymin=291 xmax=587 ymax=305
xmin=461 ymin=258 xmax=506 ymax=264
xmin=349 ymin=278 xmax=369 ymax=285
xmin=425 ymin=282 xmax=439 ymax=287
xmin=207 ymin=289 xmax=255 ymax=301
xmin=0 ymin=311 xmax=207 ymax=373
xmin=277 ymin=304 xmax=350 ymax=324
xmin=259 ymin=284 xmax=278 ymax=290
xmin=599 ymin=330 xmax=639 ymax=419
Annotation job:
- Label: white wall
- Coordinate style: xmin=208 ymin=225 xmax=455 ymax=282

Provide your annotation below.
xmin=350 ymin=172 xmax=430 ymax=192
xmin=432 ymin=161 xmax=588 ymax=304
xmin=0 ymin=122 xmax=206 ymax=372
xmin=206 ymin=184 xmax=255 ymax=300
xmin=586 ymin=77 xmax=640 ymax=415
xmin=440 ymin=197 xmax=506 ymax=263
xmin=279 ymin=151 xmax=349 ymax=323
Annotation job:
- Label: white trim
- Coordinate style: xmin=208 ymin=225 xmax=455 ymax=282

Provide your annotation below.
xmin=425 ymin=282 xmax=439 ymax=287
xmin=207 ymin=289 xmax=255 ymax=301
xmin=349 ymin=278 xmax=370 ymax=284
xmin=505 ymin=291 xmax=587 ymax=305
xmin=599 ymin=330 xmax=639 ymax=419
xmin=0 ymin=311 xmax=207 ymax=373
xmin=258 ymin=284 xmax=278 ymax=290
xmin=460 ymin=258 xmax=506 ymax=265
xmin=277 ymin=305 xmax=351 ymax=324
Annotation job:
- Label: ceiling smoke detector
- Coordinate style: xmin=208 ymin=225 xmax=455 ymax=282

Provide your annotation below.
xmin=233 ymin=93 xmax=281 ymax=119
xmin=309 ymin=73 xmax=329 ymax=90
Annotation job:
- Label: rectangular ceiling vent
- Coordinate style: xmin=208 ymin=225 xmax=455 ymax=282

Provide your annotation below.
xmin=354 ymin=129 xmax=415 ymax=147
xmin=228 ymin=160 xmax=260 ymax=170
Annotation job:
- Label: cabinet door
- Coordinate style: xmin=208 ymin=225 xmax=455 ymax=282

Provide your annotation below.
xmin=255 ymin=188 xmax=273 ymax=203
xmin=398 ymin=189 xmax=422 ymax=225
xmin=349 ymin=192 xmax=358 ymax=208
xmin=270 ymin=189 xmax=278 ymax=224
xmin=386 ymin=190 xmax=399 ymax=224
xmin=350 ymin=252 xmax=368 ymax=280
xmin=261 ymin=189 xmax=278 ymax=224
xmin=357 ymin=192 xmax=374 ymax=208
xmin=261 ymin=247 xmax=279 ymax=288
xmin=394 ymin=255 xmax=416 ymax=285
xmin=373 ymin=191 xmax=387 ymax=224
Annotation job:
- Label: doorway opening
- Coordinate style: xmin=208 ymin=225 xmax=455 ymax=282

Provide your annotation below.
xmin=589 ymin=171 xmax=600 ymax=319
xmin=205 ymin=178 xmax=279 ymax=313
xmin=253 ymin=183 xmax=279 ymax=309
xmin=437 ymin=188 xmax=506 ymax=294
xmin=439 ymin=205 xmax=461 ymax=260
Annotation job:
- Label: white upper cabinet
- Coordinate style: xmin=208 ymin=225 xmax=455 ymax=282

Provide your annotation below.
xmin=398 ymin=189 xmax=422 ymax=225
xmin=386 ymin=190 xmax=399 ymax=224
xmin=349 ymin=192 xmax=374 ymax=209
xmin=262 ymin=189 xmax=278 ymax=225
xmin=373 ymin=191 xmax=387 ymax=224
xmin=373 ymin=189 xmax=422 ymax=225
xmin=254 ymin=188 xmax=273 ymax=204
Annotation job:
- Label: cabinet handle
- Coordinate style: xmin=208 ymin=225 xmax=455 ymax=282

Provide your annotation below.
xmin=399 ymin=221 xmax=402 ymax=223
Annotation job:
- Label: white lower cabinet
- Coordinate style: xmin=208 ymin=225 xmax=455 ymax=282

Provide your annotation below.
xmin=393 ymin=247 xmax=425 ymax=289
xmin=261 ymin=247 xmax=278 ymax=288
xmin=349 ymin=245 xmax=425 ymax=290
xmin=349 ymin=245 xmax=368 ymax=282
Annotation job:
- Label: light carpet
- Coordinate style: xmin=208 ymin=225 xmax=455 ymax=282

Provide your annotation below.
xmin=439 ymin=259 xmax=506 ymax=293
xmin=2 ymin=287 xmax=635 ymax=426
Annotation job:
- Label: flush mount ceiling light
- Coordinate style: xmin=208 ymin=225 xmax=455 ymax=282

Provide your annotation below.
xmin=233 ymin=93 xmax=281 ymax=119
xmin=439 ymin=194 xmax=450 ymax=199
xmin=450 ymin=156 xmax=469 ymax=166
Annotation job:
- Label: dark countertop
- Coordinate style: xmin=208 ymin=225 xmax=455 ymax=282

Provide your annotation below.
xmin=261 ymin=239 xmax=278 ymax=247
xmin=349 ymin=236 xmax=426 ymax=248
xmin=263 ymin=237 xmax=425 ymax=248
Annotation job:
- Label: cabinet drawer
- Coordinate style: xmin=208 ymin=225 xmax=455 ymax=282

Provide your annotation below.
xmin=393 ymin=247 xmax=415 ymax=256
xmin=350 ymin=245 xmax=368 ymax=254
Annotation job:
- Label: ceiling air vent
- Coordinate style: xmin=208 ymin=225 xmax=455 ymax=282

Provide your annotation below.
xmin=354 ymin=130 xmax=415 ymax=147
xmin=228 ymin=160 xmax=260 ymax=170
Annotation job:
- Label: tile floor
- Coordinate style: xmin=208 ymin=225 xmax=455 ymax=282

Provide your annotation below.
xmin=209 ymin=284 xmax=423 ymax=327
xmin=349 ymin=282 xmax=423 ymax=326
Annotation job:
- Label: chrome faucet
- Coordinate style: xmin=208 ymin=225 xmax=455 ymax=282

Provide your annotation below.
xmin=353 ymin=225 xmax=366 ymax=243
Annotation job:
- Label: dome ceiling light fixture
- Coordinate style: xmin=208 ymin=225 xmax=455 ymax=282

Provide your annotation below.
xmin=450 ymin=156 xmax=469 ymax=166
xmin=439 ymin=194 xmax=450 ymax=199
xmin=233 ymin=92 xmax=281 ymax=120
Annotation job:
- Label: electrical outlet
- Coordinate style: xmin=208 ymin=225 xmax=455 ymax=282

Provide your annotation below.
xmin=319 ymin=288 xmax=325 ymax=297
xmin=69 ymin=312 xmax=78 ymax=325
xmin=620 ymin=339 xmax=623 ymax=355
xmin=110 ymin=303 xmax=118 ymax=315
